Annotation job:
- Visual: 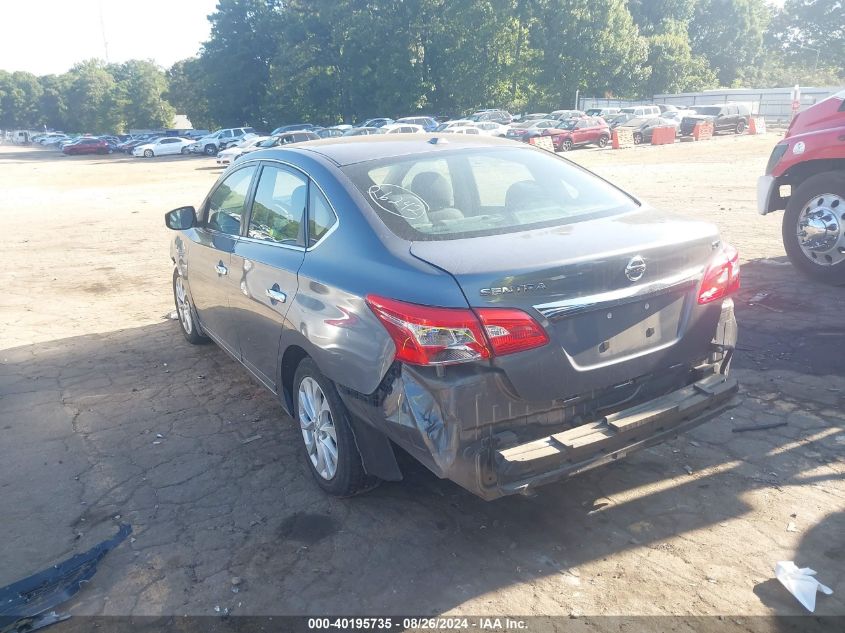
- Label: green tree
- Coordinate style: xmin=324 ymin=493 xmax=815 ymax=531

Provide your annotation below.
xmin=766 ymin=0 xmax=845 ymax=76
xmin=0 ymin=71 xmax=43 ymax=128
xmin=166 ymin=58 xmax=214 ymax=129
xmin=689 ymin=0 xmax=770 ymax=86
xmin=641 ymin=21 xmax=717 ymax=95
xmin=112 ymin=60 xmax=174 ymax=130
xmin=628 ymin=0 xmax=695 ymax=33
xmin=199 ymin=0 xmax=284 ymax=127
xmin=64 ymin=60 xmax=123 ymax=133
xmin=532 ymin=0 xmax=649 ymax=106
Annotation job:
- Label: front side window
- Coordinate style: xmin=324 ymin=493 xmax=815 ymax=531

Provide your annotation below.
xmin=343 ymin=147 xmax=636 ymax=241
xmin=247 ymin=166 xmax=307 ymax=245
xmin=206 ymin=166 xmax=257 ymax=235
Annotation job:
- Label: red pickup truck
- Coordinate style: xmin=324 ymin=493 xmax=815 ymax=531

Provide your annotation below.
xmin=757 ymin=89 xmax=845 ymax=284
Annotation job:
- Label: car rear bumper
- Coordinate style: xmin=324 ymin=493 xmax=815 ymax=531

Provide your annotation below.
xmin=493 ymin=373 xmax=738 ymax=497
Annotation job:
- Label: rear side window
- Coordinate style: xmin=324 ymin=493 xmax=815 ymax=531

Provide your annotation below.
xmin=343 ymin=147 xmax=637 ymax=241
xmin=248 ymin=166 xmax=307 ymax=245
xmin=207 ymin=166 xmax=257 ymax=235
xmin=308 ymin=187 xmax=337 ymax=246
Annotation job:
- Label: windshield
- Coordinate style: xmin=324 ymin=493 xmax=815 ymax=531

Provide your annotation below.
xmin=257 ymin=137 xmax=279 ymax=148
xmin=341 ymin=147 xmax=637 ymax=241
xmin=555 ymin=120 xmax=577 ymax=130
xmin=625 ymin=117 xmax=649 ymax=126
xmin=693 ymin=106 xmax=721 ymax=116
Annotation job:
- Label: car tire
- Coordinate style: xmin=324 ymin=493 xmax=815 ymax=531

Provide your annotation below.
xmin=204 ymin=144 xmax=217 ymax=156
xmin=293 ymin=358 xmax=378 ymax=497
xmin=782 ymin=171 xmax=845 ymax=286
xmin=560 ymin=138 xmax=573 ymax=152
xmin=633 ymin=132 xmax=643 ymax=145
xmin=735 ymin=120 xmax=746 ymax=134
xmin=181 ymin=146 xmax=190 ymax=155
xmin=597 ymin=135 xmax=609 ymax=148
xmin=144 ymin=149 xmax=153 ymax=158
xmin=172 ymin=269 xmax=209 ymax=344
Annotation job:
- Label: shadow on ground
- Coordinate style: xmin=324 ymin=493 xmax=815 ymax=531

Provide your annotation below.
xmin=0 ymin=258 xmax=842 ymax=618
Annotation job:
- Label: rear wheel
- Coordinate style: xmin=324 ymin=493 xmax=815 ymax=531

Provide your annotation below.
xmin=293 ymin=358 xmax=377 ymax=496
xmin=560 ymin=138 xmax=573 ymax=152
xmin=633 ymin=132 xmax=643 ymax=145
xmin=782 ymin=172 xmax=845 ymax=285
xmin=143 ymin=149 xmax=153 ymax=158
xmin=172 ymin=270 xmax=208 ymax=343
xmin=597 ymin=135 xmax=609 ymax=148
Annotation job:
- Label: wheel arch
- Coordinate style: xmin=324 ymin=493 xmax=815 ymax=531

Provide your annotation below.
xmin=772 ymin=160 xmax=845 ymax=213
xmin=278 ymin=343 xmax=402 ymax=481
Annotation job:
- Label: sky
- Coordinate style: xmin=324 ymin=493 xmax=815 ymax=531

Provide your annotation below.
xmin=0 ymin=0 xmax=220 ymax=75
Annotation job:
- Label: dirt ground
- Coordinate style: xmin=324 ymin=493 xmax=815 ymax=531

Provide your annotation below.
xmin=1 ymin=136 xmax=843 ymax=626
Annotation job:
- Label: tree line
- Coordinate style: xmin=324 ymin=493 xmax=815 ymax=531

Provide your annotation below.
xmin=1 ymin=0 xmax=841 ymax=134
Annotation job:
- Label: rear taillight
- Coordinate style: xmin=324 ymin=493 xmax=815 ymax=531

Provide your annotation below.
xmin=698 ymin=244 xmax=740 ymax=304
xmin=476 ymin=308 xmax=549 ymax=356
xmin=366 ymin=295 xmax=548 ymax=366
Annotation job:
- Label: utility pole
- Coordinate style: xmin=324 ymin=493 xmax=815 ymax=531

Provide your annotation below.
xmin=98 ymin=1 xmax=110 ymax=63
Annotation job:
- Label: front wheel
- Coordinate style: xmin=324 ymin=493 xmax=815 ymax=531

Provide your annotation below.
xmin=172 ymin=270 xmax=208 ymax=344
xmin=204 ymin=144 xmax=217 ymax=156
xmin=143 ymin=149 xmax=153 ymax=158
xmin=735 ymin=120 xmax=746 ymax=134
xmin=782 ymin=172 xmax=845 ymax=285
xmin=559 ymin=138 xmax=573 ymax=152
xmin=293 ymin=358 xmax=377 ymax=496
xmin=181 ymin=146 xmax=190 ymax=155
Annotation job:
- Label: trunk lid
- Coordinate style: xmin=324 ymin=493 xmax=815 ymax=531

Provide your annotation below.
xmin=410 ymin=208 xmax=722 ymax=401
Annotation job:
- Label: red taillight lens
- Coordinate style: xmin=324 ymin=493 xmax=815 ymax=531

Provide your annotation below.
xmin=475 ymin=308 xmax=550 ymax=356
xmin=697 ymin=243 xmax=740 ymax=304
xmin=366 ymin=295 xmax=548 ymax=366
xmin=366 ymin=295 xmax=491 ymax=366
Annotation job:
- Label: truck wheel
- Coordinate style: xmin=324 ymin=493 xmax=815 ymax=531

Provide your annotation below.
xmin=293 ymin=358 xmax=378 ymax=496
xmin=782 ymin=172 xmax=845 ymax=285
xmin=204 ymin=144 xmax=217 ymax=156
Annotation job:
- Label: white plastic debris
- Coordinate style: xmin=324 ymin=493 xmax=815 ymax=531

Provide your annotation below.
xmin=774 ymin=561 xmax=833 ymax=612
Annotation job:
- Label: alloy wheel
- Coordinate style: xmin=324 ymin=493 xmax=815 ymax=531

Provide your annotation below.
xmin=796 ymin=194 xmax=845 ymax=267
xmin=298 ymin=377 xmax=339 ymax=480
xmin=174 ymin=275 xmax=193 ymax=335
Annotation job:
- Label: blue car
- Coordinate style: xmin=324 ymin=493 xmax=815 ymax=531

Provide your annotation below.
xmin=395 ymin=116 xmax=439 ymax=132
xmin=165 ymin=135 xmax=739 ymax=500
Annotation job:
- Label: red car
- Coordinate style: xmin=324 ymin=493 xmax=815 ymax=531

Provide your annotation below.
xmin=63 ymin=138 xmax=110 ymax=155
xmin=757 ymin=89 xmax=845 ymax=284
xmin=543 ymin=116 xmax=611 ymax=151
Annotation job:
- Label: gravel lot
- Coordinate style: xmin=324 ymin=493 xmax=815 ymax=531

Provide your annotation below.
xmin=1 ymin=137 xmax=843 ymax=623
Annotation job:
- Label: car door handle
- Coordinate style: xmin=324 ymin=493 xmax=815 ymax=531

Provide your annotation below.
xmin=265 ymin=287 xmax=287 ymax=303
xmin=215 ymin=263 xmax=228 ymax=276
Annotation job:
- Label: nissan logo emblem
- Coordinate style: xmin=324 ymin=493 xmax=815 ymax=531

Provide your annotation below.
xmin=625 ymin=255 xmax=646 ymax=282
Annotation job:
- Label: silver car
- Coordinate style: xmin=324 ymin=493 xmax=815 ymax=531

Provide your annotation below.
xmin=165 ymin=135 xmax=739 ymax=500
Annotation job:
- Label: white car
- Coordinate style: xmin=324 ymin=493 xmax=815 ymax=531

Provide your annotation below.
xmin=216 ymin=136 xmax=269 ymax=165
xmin=444 ymin=125 xmax=482 ymax=135
xmin=471 ymin=121 xmax=509 ymax=136
xmin=132 ymin=137 xmax=194 ymax=157
xmin=434 ymin=119 xmax=473 ymax=132
xmin=381 ymin=123 xmax=425 ymax=134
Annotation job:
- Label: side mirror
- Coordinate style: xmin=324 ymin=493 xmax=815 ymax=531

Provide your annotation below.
xmin=165 ymin=206 xmax=196 ymax=230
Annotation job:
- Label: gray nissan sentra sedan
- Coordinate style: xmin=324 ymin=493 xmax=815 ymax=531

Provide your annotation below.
xmin=165 ymin=134 xmax=739 ymax=500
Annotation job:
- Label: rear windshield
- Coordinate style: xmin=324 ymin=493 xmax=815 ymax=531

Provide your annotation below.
xmin=341 ymin=147 xmax=637 ymax=241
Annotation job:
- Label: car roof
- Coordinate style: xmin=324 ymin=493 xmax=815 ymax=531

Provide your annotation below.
xmin=251 ymin=133 xmax=520 ymax=166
